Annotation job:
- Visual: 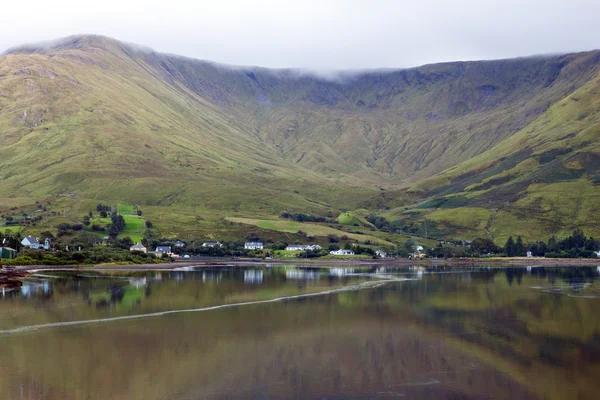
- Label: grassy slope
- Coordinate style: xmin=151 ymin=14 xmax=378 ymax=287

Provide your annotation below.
xmin=227 ymin=217 xmax=437 ymax=247
xmin=389 ymin=71 xmax=600 ymax=244
xmin=1 ymin=35 xmax=600 ymax=243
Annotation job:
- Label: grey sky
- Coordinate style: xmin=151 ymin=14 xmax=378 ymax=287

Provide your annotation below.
xmin=2 ymin=0 xmax=599 ymax=69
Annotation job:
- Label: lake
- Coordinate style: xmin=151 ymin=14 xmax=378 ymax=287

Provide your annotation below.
xmin=0 ymin=264 xmax=599 ymax=399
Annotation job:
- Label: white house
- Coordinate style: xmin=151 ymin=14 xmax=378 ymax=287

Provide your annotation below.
xmin=526 ymin=251 xmax=533 ymax=258
xmin=21 ymin=236 xmax=41 ymax=249
xmin=415 ymin=245 xmax=424 ymax=253
xmin=43 ymin=238 xmax=52 ymax=250
xmin=202 ymin=241 xmax=223 ymax=248
xmin=594 ymin=251 xmax=600 ymax=258
xmin=330 ymin=249 xmax=355 ymax=256
xmin=286 ymin=244 xmax=323 ymax=251
xmin=376 ymin=250 xmax=387 ymax=258
xmin=130 ymin=243 xmax=147 ymax=253
xmin=245 ymin=242 xmax=264 ymax=250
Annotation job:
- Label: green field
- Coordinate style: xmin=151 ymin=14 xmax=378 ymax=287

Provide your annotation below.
xmin=228 ymin=217 xmax=436 ymax=247
xmin=0 ymin=226 xmax=22 ymax=234
xmin=118 ymin=204 xmax=136 ymax=214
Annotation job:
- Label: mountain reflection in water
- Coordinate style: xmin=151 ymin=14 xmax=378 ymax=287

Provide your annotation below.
xmin=0 ymin=265 xmax=599 ymax=399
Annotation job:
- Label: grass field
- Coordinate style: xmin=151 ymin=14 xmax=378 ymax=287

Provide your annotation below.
xmin=118 ymin=214 xmax=145 ymax=242
xmin=118 ymin=204 xmax=136 ymax=214
xmin=229 ymin=217 xmax=393 ymax=245
xmin=0 ymin=226 xmax=22 ymax=234
xmin=226 ymin=217 xmax=439 ymax=247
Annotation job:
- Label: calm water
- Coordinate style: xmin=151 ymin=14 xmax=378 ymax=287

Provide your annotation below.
xmin=1 ymin=265 xmax=600 ymax=399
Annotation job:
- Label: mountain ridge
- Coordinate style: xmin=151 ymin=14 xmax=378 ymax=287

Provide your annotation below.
xmin=1 ymin=34 xmax=600 ymax=243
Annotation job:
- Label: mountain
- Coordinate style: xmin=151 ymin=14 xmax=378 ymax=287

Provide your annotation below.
xmin=1 ymin=35 xmax=599 ymax=243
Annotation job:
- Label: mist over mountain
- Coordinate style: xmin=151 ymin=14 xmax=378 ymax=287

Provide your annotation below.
xmin=1 ymin=35 xmax=599 ymax=242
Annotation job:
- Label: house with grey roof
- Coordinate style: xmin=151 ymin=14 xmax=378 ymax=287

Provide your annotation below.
xmin=21 ymin=236 xmax=41 ymax=249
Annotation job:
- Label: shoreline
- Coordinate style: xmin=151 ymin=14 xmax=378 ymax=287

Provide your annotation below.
xmin=5 ymin=256 xmax=599 ymax=273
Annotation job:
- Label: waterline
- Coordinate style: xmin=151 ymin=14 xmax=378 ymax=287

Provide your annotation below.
xmin=0 ymin=278 xmax=402 ymax=335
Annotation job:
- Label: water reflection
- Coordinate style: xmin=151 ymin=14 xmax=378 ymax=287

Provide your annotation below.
xmin=243 ymin=269 xmax=263 ymax=284
xmin=0 ymin=265 xmax=600 ymax=399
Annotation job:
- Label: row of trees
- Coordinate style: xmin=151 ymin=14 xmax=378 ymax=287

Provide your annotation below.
xmin=280 ymin=212 xmax=330 ymax=223
xmin=424 ymin=230 xmax=599 ymax=259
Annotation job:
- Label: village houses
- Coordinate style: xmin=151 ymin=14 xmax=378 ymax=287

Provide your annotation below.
xmin=329 ymin=249 xmax=355 ymax=256
xmin=285 ymin=244 xmax=323 ymax=251
xmin=129 ymin=243 xmax=147 ymax=253
xmin=244 ymin=242 xmax=263 ymax=250
xmin=202 ymin=241 xmax=223 ymax=248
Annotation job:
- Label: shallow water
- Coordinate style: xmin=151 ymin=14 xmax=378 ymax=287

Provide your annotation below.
xmin=0 ymin=265 xmax=599 ymax=399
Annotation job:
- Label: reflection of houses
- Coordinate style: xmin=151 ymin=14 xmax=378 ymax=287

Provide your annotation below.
xmin=0 ymin=247 xmax=17 ymax=259
xmin=285 ymin=268 xmax=320 ymax=280
xmin=329 ymin=249 xmax=354 ymax=256
xmin=129 ymin=243 xmax=147 ymax=253
xmin=375 ymin=250 xmax=387 ymax=258
xmin=202 ymin=241 xmax=223 ymax=248
xmin=21 ymin=236 xmax=41 ymax=249
xmin=329 ymin=268 xmax=355 ymax=276
xmin=244 ymin=270 xmax=263 ymax=284
xmin=285 ymin=244 xmax=323 ymax=251
xmin=244 ymin=242 xmax=263 ymax=250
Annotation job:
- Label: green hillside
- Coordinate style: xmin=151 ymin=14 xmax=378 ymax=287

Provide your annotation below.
xmin=1 ymin=35 xmax=600 ymax=243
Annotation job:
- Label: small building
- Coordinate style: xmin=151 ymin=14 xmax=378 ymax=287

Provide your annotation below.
xmin=21 ymin=236 xmax=41 ymax=249
xmin=43 ymin=238 xmax=52 ymax=250
xmin=173 ymin=241 xmax=186 ymax=248
xmin=245 ymin=242 xmax=264 ymax=250
xmin=594 ymin=251 xmax=600 ymax=258
xmin=156 ymin=246 xmax=172 ymax=254
xmin=526 ymin=251 xmax=533 ymax=258
xmin=0 ymin=247 xmax=17 ymax=259
xmin=286 ymin=244 xmax=306 ymax=251
xmin=202 ymin=241 xmax=223 ymax=248
xmin=415 ymin=245 xmax=424 ymax=253
xmin=130 ymin=243 xmax=147 ymax=253
xmin=286 ymin=244 xmax=323 ymax=251
xmin=376 ymin=250 xmax=387 ymax=258
xmin=330 ymin=249 xmax=355 ymax=256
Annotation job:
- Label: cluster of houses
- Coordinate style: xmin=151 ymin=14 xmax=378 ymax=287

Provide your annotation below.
xmin=125 ymin=240 xmax=387 ymax=258
xmin=1 ymin=236 xmax=53 ymax=260
xmin=21 ymin=236 xmax=52 ymax=250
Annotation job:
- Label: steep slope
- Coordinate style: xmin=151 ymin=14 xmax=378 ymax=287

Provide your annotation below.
xmin=387 ymin=71 xmax=600 ymax=243
xmin=1 ymin=35 xmax=600 ymax=240
xmin=140 ymin=49 xmax=600 ymax=182
xmin=0 ymin=36 xmax=377 ymax=230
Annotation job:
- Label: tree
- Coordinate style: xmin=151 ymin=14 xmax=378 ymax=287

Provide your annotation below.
xmin=515 ymin=236 xmax=525 ymax=257
xmin=145 ymin=220 xmax=153 ymax=229
xmin=472 ymin=238 xmax=499 ymax=255
xmin=504 ymin=236 xmax=516 ymax=257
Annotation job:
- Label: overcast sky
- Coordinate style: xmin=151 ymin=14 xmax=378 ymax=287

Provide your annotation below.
xmin=2 ymin=0 xmax=599 ymax=69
